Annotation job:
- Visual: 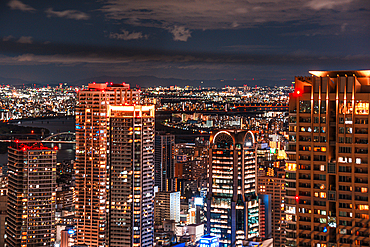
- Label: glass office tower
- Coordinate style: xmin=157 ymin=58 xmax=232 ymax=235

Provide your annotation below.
xmin=207 ymin=130 xmax=259 ymax=247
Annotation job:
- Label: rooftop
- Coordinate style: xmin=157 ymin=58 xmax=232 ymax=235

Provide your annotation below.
xmin=11 ymin=141 xmax=54 ymax=151
xmin=309 ymin=70 xmax=370 ymax=78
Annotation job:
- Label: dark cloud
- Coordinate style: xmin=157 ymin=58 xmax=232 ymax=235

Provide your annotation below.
xmin=0 ymin=39 xmax=368 ymax=68
xmin=99 ymin=0 xmax=365 ymax=31
xmin=45 ymin=8 xmax=90 ymax=20
xmin=8 ymin=0 xmax=36 ymax=12
xmin=109 ymin=29 xmax=149 ymax=40
xmin=16 ymin=36 xmax=33 ymax=44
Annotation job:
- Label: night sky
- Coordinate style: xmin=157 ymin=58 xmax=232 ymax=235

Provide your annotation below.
xmin=0 ymin=0 xmax=369 ymax=86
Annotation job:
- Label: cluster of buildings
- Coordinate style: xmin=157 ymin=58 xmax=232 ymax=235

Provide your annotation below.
xmin=143 ymin=85 xmax=292 ymax=112
xmin=0 ymin=70 xmax=370 ymax=247
xmin=0 ymin=84 xmax=76 ymax=120
xmin=165 ymin=110 xmax=288 ymax=136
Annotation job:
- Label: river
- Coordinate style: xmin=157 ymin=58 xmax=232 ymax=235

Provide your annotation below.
xmin=0 ymin=117 xmax=76 ymax=164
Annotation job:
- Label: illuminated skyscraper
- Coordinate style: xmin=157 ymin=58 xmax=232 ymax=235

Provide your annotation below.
xmin=207 ymin=130 xmax=259 ymax=247
xmin=106 ymin=105 xmax=155 ymax=247
xmin=75 ymin=83 xmax=140 ymax=246
xmin=289 ymin=70 xmax=370 ymax=246
xmin=154 ymin=132 xmax=175 ymax=191
xmin=5 ymin=142 xmax=57 ymax=247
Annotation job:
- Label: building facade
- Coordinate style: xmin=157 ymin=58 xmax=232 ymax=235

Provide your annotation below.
xmin=154 ymin=191 xmax=181 ymax=225
xmin=155 ymin=133 xmax=175 ymax=191
xmin=75 ymin=82 xmax=140 ymax=246
xmin=5 ymin=142 xmax=57 ymax=247
xmin=207 ymin=130 xmax=259 ymax=247
xmin=106 ymin=105 xmax=155 ymax=247
xmin=257 ymin=174 xmax=286 ymax=246
xmin=289 ymin=70 xmax=370 ymax=246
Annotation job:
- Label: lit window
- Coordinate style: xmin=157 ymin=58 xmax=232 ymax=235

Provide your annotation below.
xmin=320 ymin=192 xmax=326 ymax=198
xmin=315 ymin=192 xmax=319 ymax=197
xmin=320 ymin=165 xmax=325 ymax=171
xmin=362 ymin=187 xmax=368 ymax=193
xmin=355 ymin=101 xmax=369 ymax=115
xmin=358 ymin=205 xmax=369 ymax=210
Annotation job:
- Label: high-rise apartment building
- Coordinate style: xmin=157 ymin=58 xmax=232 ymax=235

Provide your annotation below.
xmin=75 ymin=83 xmax=140 ymax=246
xmin=5 ymin=142 xmax=57 ymax=247
xmin=206 ymin=130 xmax=259 ymax=247
xmin=257 ymin=172 xmax=286 ymax=246
xmin=106 ymin=105 xmax=155 ymax=247
xmin=289 ymin=70 xmax=370 ymax=246
xmin=154 ymin=132 xmax=175 ymax=191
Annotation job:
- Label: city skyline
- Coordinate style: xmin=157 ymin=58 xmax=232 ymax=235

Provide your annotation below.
xmin=0 ymin=0 xmax=369 ymax=86
xmin=1 ymin=70 xmax=370 ymax=246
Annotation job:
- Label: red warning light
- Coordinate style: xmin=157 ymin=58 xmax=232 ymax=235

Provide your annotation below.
xmin=53 ymin=146 xmax=58 ymax=150
xmin=31 ymin=130 xmax=34 ymax=134
xmin=15 ymin=139 xmax=19 ymax=143
xmin=296 ymin=90 xmax=301 ymax=95
xmin=295 ymin=195 xmax=299 ymax=201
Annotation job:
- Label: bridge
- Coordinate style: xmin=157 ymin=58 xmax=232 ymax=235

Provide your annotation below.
xmin=0 ymin=132 xmax=76 ymax=143
xmin=41 ymin=132 xmax=76 ymax=143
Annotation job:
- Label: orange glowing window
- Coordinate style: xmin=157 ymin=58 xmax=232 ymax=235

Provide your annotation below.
xmin=286 ymin=163 xmax=296 ymax=172
xmin=358 ymin=205 xmax=369 ymax=210
xmin=355 ymin=101 xmax=369 ymax=115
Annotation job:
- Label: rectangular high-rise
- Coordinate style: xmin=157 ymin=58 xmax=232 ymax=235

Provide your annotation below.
xmin=75 ymin=83 xmax=140 ymax=246
xmin=154 ymin=191 xmax=181 ymax=225
xmin=5 ymin=142 xmax=57 ymax=247
xmin=289 ymin=70 xmax=370 ymax=246
xmin=207 ymin=130 xmax=259 ymax=247
xmin=154 ymin=133 xmax=175 ymax=191
xmin=257 ymin=174 xmax=285 ymax=245
xmin=106 ymin=105 xmax=155 ymax=247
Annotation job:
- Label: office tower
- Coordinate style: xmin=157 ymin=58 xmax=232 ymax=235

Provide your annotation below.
xmin=154 ymin=191 xmax=181 ymax=225
xmin=155 ymin=132 xmax=175 ymax=191
xmin=75 ymin=82 xmax=139 ymax=246
xmin=289 ymin=70 xmax=370 ymax=246
xmin=206 ymin=130 xmax=259 ymax=247
xmin=106 ymin=105 xmax=155 ymax=247
xmin=257 ymin=173 xmax=286 ymax=245
xmin=5 ymin=142 xmax=57 ymax=247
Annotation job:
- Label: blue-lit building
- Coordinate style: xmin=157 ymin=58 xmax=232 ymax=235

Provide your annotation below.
xmin=206 ymin=130 xmax=259 ymax=247
xmin=200 ymin=235 xmax=220 ymax=247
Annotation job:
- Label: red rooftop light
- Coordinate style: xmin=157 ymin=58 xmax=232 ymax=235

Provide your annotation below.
xmin=15 ymin=139 xmax=19 ymax=143
xmin=53 ymin=146 xmax=58 ymax=150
